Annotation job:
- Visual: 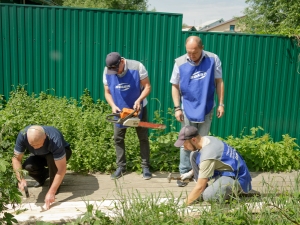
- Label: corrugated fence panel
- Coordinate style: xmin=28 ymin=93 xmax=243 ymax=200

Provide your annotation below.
xmin=1 ymin=4 xmax=300 ymax=145
xmin=181 ymin=31 xmax=300 ymax=145
xmin=0 ymin=4 xmax=182 ymax=127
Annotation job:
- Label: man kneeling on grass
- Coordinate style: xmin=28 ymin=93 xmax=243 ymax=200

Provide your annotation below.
xmin=174 ymin=125 xmax=252 ymax=205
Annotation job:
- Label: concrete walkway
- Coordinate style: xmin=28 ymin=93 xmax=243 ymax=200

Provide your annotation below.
xmin=4 ymin=171 xmax=300 ymax=224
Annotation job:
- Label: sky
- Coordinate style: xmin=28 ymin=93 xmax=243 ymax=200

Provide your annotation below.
xmin=147 ymin=0 xmax=249 ymax=26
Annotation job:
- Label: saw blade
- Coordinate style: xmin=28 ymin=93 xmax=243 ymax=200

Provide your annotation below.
xmin=138 ymin=121 xmax=166 ymax=129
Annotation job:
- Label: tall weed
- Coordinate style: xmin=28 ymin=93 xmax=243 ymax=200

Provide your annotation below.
xmin=149 ymin=107 xmax=180 ymax=172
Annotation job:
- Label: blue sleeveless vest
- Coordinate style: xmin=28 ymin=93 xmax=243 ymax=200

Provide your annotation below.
xmin=176 ymin=53 xmax=215 ymax=122
xmin=195 ymin=137 xmax=252 ymax=193
xmin=106 ymin=60 xmax=142 ymax=128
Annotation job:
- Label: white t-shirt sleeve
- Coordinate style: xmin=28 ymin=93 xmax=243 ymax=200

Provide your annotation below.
xmin=139 ymin=63 xmax=148 ymax=80
xmin=138 ymin=62 xmax=149 ymax=106
xmin=214 ymin=55 xmax=222 ymax=79
xmin=170 ymin=63 xmax=180 ymax=84
xmin=103 ymin=67 xmax=108 ymax=85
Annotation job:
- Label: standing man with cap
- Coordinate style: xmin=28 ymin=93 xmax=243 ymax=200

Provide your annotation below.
xmin=170 ymin=36 xmax=225 ymax=187
xmin=12 ymin=125 xmax=72 ymax=210
xmin=174 ymin=125 xmax=252 ymax=205
xmin=103 ymin=52 xmax=152 ymax=180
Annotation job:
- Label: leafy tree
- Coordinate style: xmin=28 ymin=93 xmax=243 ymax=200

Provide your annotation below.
xmin=182 ymin=23 xmax=189 ymax=28
xmin=238 ymin=0 xmax=300 ymax=39
xmin=63 ymin=0 xmax=149 ymax=11
xmin=149 ymin=7 xmax=156 ymax=12
xmin=52 ymin=0 xmax=63 ymax=5
xmin=107 ymin=0 xmax=148 ymax=10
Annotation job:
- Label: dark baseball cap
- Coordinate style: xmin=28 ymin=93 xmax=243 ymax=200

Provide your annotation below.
xmin=174 ymin=126 xmax=199 ymax=147
xmin=106 ymin=52 xmax=121 ymax=74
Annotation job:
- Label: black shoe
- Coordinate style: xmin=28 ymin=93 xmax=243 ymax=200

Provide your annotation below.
xmin=33 ymin=181 xmax=44 ymax=188
xmin=177 ymin=180 xmax=188 ymax=187
xmin=44 ymin=169 xmax=50 ymax=179
xmin=33 ymin=170 xmax=50 ymax=188
xmin=142 ymin=167 xmax=152 ymax=180
xmin=111 ymin=167 xmax=126 ymax=179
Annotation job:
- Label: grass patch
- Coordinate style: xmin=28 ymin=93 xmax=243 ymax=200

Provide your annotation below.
xmin=44 ymin=172 xmax=300 ymax=225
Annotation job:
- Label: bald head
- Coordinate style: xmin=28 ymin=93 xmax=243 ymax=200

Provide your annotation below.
xmin=27 ymin=125 xmax=46 ymax=149
xmin=186 ymin=36 xmax=203 ymax=48
xmin=185 ymin=36 xmax=204 ymax=63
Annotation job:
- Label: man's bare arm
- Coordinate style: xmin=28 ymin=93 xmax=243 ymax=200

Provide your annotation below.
xmin=172 ymin=84 xmax=184 ymax=122
xmin=44 ymin=157 xmax=67 ymax=209
xmin=104 ymin=85 xmax=120 ymax=113
xmin=215 ymin=78 xmax=224 ymax=118
xmin=12 ymin=153 xmax=27 ymax=190
xmin=185 ymin=178 xmax=208 ymax=205
xmin=134 ymin=77 xmax=151 ymax=111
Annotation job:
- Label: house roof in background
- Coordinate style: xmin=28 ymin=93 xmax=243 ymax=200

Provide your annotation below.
xmin=201 ymin=15 xmax=245 ymax=31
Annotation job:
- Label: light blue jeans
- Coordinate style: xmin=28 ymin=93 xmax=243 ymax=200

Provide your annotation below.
xmin=179 ymin=110 xmax=213 ymax=174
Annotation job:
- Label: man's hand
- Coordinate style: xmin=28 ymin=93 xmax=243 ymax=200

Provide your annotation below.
xmin=43 ymin=157 xmax=66 ymax=210
xmin=180 ymin=170 xmax=193 ymax=180
xmin=133 ymin=101 xmax=142 ymax=112
xmin=175 ymin=110 xmax=184 ymax=122
xmin=185 ymin=178 xmax=208 ymax=206
xmin=112 ymin=105 xmax=121 ymax=113
xmin=44 ymin=192 xmax=55 ymax=210
xmin=18 ymin=179 xmax=27 ymax=191
xmin=217 ymin=105 xmax=225 ymax=118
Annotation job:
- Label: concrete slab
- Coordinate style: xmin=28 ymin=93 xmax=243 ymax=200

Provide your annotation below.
xmin=5 ymin=201 xmax=117 ymax=224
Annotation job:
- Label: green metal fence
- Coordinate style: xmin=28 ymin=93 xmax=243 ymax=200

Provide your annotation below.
xmin=1 ymin=4 xmax=300 ymax=145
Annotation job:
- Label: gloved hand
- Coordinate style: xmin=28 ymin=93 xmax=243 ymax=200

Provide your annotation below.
xmin=180 ymin=170 xmax=193 ymax=181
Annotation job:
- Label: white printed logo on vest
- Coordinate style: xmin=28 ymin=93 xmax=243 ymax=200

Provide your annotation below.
xmin=225 ymin=145 xmax=239 ymax=161
xmin=116 ymin=83 xmax=130 ymax=91
xmin=190 ymin=71 xmax=207 ymax=80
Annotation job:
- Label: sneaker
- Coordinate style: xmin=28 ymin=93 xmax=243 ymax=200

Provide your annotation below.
xmin=111 ymin=167 xmax=126 ymax=179
xmin=177 ymin=180 xmax=188 ymax=187
xmin=142 ymin=167 xmax=152 ymax=180
xmin=33 ymin=181 xmax=44 ymax=188
xmin=34 ymin=169 xmax=50 ymax=188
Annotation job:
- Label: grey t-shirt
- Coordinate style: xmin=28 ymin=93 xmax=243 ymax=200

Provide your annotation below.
xmin=198 ymin=137 xmax=232 ymax=179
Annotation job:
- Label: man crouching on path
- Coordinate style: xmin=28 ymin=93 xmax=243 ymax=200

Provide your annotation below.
xmin=174 ymin=125 xmax=252 ymax=205
xmin=12 ymin=125 xmax=72 ymax=210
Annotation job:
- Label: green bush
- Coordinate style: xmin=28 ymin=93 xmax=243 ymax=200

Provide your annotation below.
xmin=0 ymin=157 xmax=22 ymax=225
xmin=0 ymin=94 xmax=5 ymax=110
xmin=1 ymin=87 xmax=300 ymax=174
xmin=0 ymin=87 xmax=176 ymax=174
xmin=224 ymin=127 xmax=300 ymax=172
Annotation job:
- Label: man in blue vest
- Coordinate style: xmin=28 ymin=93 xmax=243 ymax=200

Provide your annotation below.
xmin=103 ymin=52 xmax=152 ymax=180
xmin=174 ymin=125 xmax=252 ymax=205
xmin=170 ymin=36 xmax=225 ymax=187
